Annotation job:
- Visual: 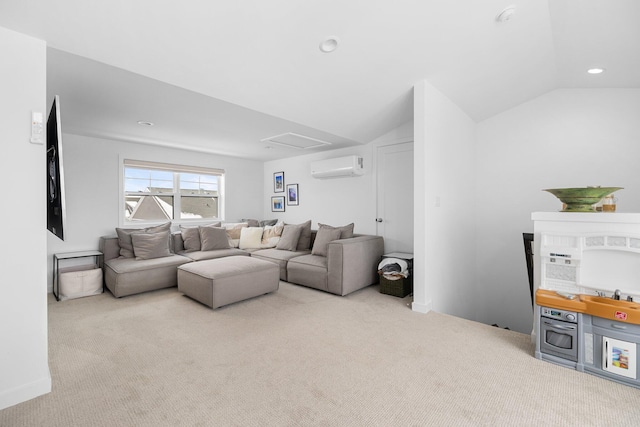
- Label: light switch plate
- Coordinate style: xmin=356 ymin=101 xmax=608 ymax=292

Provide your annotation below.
xmin=30 ymin=111 xmax=44 ymax=144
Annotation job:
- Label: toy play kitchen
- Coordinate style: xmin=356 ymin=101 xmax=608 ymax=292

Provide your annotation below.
xmin=532 ymin=199 xmax=640 ymax=389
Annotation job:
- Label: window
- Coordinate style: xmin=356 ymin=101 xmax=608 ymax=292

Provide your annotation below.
xmin=123 ymin=160 xmax=224 ymax=223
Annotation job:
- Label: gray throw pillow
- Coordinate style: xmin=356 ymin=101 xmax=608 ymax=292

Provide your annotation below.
xmin=240 ymin=218 xmax=260 ymax=227
xmin=318 ymin=222 xmax=355 ymax=239
xmin=180 ymin=226 xmax=201 ymax=252
xmin=116 ymin=221 xmax=171 ymax=258
xmin=259 ymin=219 xmax=278 ymax=227
xmin=311 ymin=227 xmax=342 ymax=257
xmin=199 ymin=226 xmax=231 ymax=251
xmin=285 ymin=220 xmax=312 ymax=250
xmin=276 ymin=225 xmax=303 ymax=251
xmin=179 ymin=222 xmax=222 ymax=252
xmin=131 ymin=231 xmax=171 ymax=260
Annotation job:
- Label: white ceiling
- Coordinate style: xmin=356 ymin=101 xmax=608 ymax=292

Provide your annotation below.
xmin=1 ymin=0 xmax=639 ymax=161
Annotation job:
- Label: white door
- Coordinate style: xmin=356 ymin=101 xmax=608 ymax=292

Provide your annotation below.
xmin=376 ymin=142 xmax=414 ymax=254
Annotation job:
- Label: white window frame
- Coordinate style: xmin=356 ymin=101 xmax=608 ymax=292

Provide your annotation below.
xmin=120 ymin=158 xmax=225 ymax=226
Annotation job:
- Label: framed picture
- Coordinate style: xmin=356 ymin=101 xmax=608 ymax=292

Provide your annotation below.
xmin=273 ymin=172 xmax=285 ymax=193
xmin=287 ymin=184 xmax=299 ymax=206
xmin=271 ymin=196 xmax=285 ymax=212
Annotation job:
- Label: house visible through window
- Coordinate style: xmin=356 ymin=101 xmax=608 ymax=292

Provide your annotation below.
xmin=123 ymin=160 xmax=224 ymax=223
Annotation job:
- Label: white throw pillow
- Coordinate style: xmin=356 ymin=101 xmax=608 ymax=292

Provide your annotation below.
xmin=239 ymin=227 xmax=264 ymax=249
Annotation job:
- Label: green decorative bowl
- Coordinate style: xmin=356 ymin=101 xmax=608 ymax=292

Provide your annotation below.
xmin=543 ymin=187 xmax=623 ymax=212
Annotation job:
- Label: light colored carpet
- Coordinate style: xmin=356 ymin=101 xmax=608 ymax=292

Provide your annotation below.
xmin=2 ymin=282 xmax=640 ymax=426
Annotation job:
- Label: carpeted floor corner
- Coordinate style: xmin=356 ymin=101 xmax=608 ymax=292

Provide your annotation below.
xmin=2 ymin=282 xmax=640 ymax=426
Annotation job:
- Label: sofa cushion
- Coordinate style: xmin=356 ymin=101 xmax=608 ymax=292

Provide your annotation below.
xmin=132 ymin=230 xmax=172 ymax=260
xmin=200 ymin=226 xmax=231 ymax=251
xmin=276 ymin=225 xmax=303 ymax=251
xmin=288 ymin=254 xmax=328 ymax=269
xmin=239 ymin=227 xmax=264 ymax=249
xmin=318 ymin=222 xmax=355 ymax=239
xmin=287 ymin=254 xmax=329 ymax=291
xmin=115 ymin=221 xmax=171 ymax=258
xmin=311 ymin=227 xmax=342 ymax=257
xmin=179 ymin=248 xmax=249 ymax=262
xmin=251 ymin=247 xmax=311 ymax=281
xmin=104 ymin=254 xmax=192 ymax=298
xmin=285 ymin=220 xmax=312 ymax=250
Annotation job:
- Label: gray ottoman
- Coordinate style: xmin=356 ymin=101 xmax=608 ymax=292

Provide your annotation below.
xmin=178 ymin=256 xmax=279 ymax=308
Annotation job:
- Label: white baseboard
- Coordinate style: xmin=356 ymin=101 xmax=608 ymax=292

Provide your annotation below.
xmin=0 ymin=375 xmax=51 ymax=411
xmin=412 ymin=299 xmax=432 ymax=313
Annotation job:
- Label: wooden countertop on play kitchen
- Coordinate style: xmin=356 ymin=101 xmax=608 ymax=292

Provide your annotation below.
xmin=536 ymin=289 xmax=587 ymax=312
xmin=536 ymin=289 xmax=640 ymax=325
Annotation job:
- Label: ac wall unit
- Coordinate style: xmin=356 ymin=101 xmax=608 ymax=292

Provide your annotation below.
xmin=310 ymin=155 xmax=364 ymax=179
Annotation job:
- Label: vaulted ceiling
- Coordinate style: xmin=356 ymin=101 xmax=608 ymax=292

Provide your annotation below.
xmin=1 ymin=0 xmax=638 ymax=160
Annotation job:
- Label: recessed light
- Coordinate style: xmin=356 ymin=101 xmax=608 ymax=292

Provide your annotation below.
xmin=587 ymin=68 xmax=605 ymax=74
xmin=137 ymin=121 xmax=154 ymax=126
xmin=496 ymin=6 xmax=516 ymax=22
xmin=319 ymin=36 xmax=340 ymax=53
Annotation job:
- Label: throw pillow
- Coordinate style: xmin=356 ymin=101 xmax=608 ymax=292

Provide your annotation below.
xmin=239 ymin=227 xmax=264 ymax=249
xmin=311 ymin=227 xmax=342 ymax=257
xmin=276 ymin=225 xmax=303 ymax=251
xmin=285 ymin=220 xmax=312 ymax=250
xmin=318 ymin=222 xmax=355 ymax=239
xmin=179 ymin=225 xmax=201 ymax=252
xmin=240 ymin=218 xmax=260 ymax=227
xmin=259 ymin=219 xmax=278 ymax=227
xmin=200 ymin=226 xmax=231 ymax=251
xmin=225 ymin=223 xmax=248 ymax=248
xmin=131 ymin=230 xmax=171 ymax=260
xmin=116 ymin=221 xmax=171 ymax=258
xmin=179 ymin=222 xmax=223 ymax=252
xmin=261 ymin=223 xmax=284 ymax=248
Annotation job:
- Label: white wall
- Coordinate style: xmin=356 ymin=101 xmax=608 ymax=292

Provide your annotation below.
xmin=0 ymin=26 xmax=51 ymax=409
xmin=262 ymin=121 xmax=413 ymax=235
xmin=475 ymin=88 xmax=640 ymax=333
xmin=413 ymin=81 xmax=478 ymax=319
xmin=46 ymin=134 xmax=264 ymax=291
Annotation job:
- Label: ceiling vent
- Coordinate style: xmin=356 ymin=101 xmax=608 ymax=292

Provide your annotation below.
xmin=261 ymin=132 xmax=332 ymax=150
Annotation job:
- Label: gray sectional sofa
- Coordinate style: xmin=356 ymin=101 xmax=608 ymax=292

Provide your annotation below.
xmin=99 ymin=221 xmax=384 ymax=299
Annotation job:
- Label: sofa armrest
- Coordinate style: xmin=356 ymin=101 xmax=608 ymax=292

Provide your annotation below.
xmin=326 ymin=235 xmax=384 ymax=295
xmin=99 ymin=235 xmax=121 ymax=262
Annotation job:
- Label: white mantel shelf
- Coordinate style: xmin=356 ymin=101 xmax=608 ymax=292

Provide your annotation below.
xmin=532 ymin=212 xmax=640 ymax=224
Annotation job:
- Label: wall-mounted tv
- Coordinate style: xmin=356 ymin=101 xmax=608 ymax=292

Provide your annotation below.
xmin=47 ymin=95 xmax=66 ymax=241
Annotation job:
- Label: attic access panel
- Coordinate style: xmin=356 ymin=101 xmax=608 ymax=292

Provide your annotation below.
xmin=261 ymin=132 xmax=332 ymax=150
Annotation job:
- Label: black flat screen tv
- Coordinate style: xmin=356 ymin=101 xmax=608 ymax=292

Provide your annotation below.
xmin=46 ymin=95 xmax=66 ymax=241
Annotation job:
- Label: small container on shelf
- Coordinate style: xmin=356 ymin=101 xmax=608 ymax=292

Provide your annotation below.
xmin=602 ymin=194 xmax=617 ymax=212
